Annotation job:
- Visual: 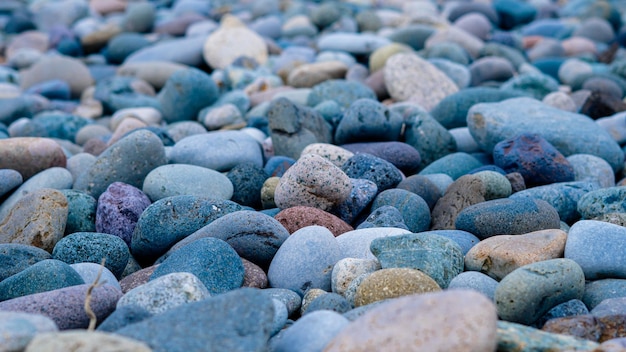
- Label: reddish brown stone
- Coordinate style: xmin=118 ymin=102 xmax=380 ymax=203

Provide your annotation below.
xmin=0 ymin=138 xmax=66 ymax=180
xmin=430 ymin=175 xmax=486 ymax=230
xmin=242 ymin=258 xmax=268 ymax=289
xmin=598 ymin=315 xmax=626 ymax=342
xmin=505 ymin=172 xmax=526 ymax=193
xmin=119 ymin=265 xmax=158 ymax=293
xmin=542 ymin=315 xmax=602 ymax=342
xmin=275 ymin=206 xmax=353 ymax=236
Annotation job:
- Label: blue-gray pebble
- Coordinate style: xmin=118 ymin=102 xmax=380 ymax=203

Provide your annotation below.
xmin=334 ymin=98 xmax=403 ymax=145
xmin=341 ymin=154 xmax=402 ymax=193
xmin=0 ymin=259 xmax=84 ymax=301
xmin=370 ymin=189 xmax=431 ymax=233
xmin=157 ymin=67 xmax=218 ymax=123
xmin=60 ymin=190 xmax=97 ymax=235
xmin=577 ymin=186 xmax=626 ymax=219
xmin=0 ymin=243 xmax=51 ymax=282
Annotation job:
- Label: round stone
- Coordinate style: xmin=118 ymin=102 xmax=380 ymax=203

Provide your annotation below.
xmin=354 ymin=268 xmax=441 ymax=307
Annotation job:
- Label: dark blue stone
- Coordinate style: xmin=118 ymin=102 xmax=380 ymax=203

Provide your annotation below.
xmin=341 ymin=153 xmax=402 ymax=193
xmin=264 ymin=156 xmax=295 ymax=177
xmin=158 ymin=68 xmax=219 ymax=123
xmin=396 ymin=174 xmax=441 ymax=209
xmin=227 ymin=163 xmax=269 ymax=209
xmin=24 ymin=79 xmax=71 ymax=100
xmin=334 ymin=99 xmax=403 ymax=145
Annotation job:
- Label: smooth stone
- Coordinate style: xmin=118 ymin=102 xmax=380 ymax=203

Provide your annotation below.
xmin=0 ymin=259 xmax=84 ymax=302
xmin=493 ymin=133 xmax=576 ymax=187
xmin=120 ymin=266 xmax=157 ymax=294
xmin=0 ymin=95 xmax=50 ymax=126
xmin=497 ymin=321 xmax=600 ymax=351
xmin=117 ymin=61 xmax=187 ymax=90
xmin=0 ymin=138 xmax=66 ymax=180
xmin=469 ymin=56 xmax=515 ymax=86
xmin=0 ymin=188 xmax=68 ymax=253
xmin=267 ymin=97 xmax=332 ymax=160
xmin=510 ymin=181 xmax=600 ymax=224
xmin=495 ymin=259 xmax=586 ymax=325
xmin=448 ymin=271 xmax=498 ymax=301
xmin=142 ymin=164 xmax=232 ymax=202
xmin=419 ymin=152 xmax=483 ymax=180
xmin=131 ymin=196 xmax=242 ymax=264
xmin=500 ymin=72 xmax=560 ymax=100
xmin=60 ymin=190 xmax=97 ymax=235
xmin=287 ymin=61 xmax=348 ymax=88
xmin=578 ymin=187 xmax=626 ymax=219
xmin=385 ymin=24 xmax=434 ymax=51
xmin=370 ymin=189 xmax=431 ymax=233
xmin=336 ymin=227 xmax=410 ymax=261
xmin=165 ymin=210 xmax=289 ymax=269
xmin=357 ymin=206 xmax=408 ymax=231
xmin=331 ymin=258 xmax=381 ymax=297
xmin=70 ymin=262 xmax=120 ymax=291
xmin=424 ymin=230 xmax=480 ymax=255
xmin=583 ymin=279 xmax=626 ymax=310
xmin=542 ymin=91 xmax=577 ymax=112
xmin=454 ymin=12 xmax=492 ymax=40
xmin=25 ymin=331 xmax=151 ymax=351
xmin=199 ymin=104 xmax=244 ymax=131
xmin=242 ymin=258 xmax=268 ymax=289
xmin=384 ymin=52 xmax=458 ymax=111
xmin=269 ymin=299 xmax=288 ymax=336
xmin=96 ymin=182 xmax=151 ymax=247
xmin=0 ymin=311 xmax=58 ymax=352
xmin=116 ymin=288 xmax=273 ymax=352
xmin=306 ymin=79 xmax=376 ymax=109
xmin=591 ymin=297 xmax=626 ymax=317
xmin=471 ymin=170 xmax=512 ymax=200
xmin=597 ymin=112 xmax=626 ymax=145
xmin=390 ymin=103 xmax=457 ymax=169
xmin=0 ymin=284 xmax=121 ymax=330
xmin=105 ymin=33 xmax=151 ymax=64
xmin=169 ymin=130 xmax=263 ymax=172
xmin=395 ymin=175 xmax=440 ymax=209
xmin=203 ymin=15 xmax=268 ymax=69
xmin=536 ymin=299 xmax=590 ymax=329
xmin=467 ymin=97 xmax=625 ymax=172
xmin=455 ymin=198 xmax=561 ymax=240
xmin=371 ymin=232 xmax=463 ymax=289
xmin=268 ymin=226 xmax=343 ymax=296
xmin=429 ymin=58 xmax=472 ymax=90
xmin=317 ymin=33 xmax=390 ymax=55
xmin=0 ymin=244 xmax=51 ymax=282
xmin=117 ymin=272 xmax=210 ymax=315
xmin=340 ymin=142 xmax=421 ymax=175
xmin=52 ymin=232 xmax=130 ymax=279
xmin=124 ymin=35 xmax=207 ymax=67
xmin=0 ymin=169 xmax=22 ymax=198
xmin=27 ymin=112 xmax=91 ymax=141
xmin=368 ymin=43 xmax=414 ymax=73
xmin=73 ymin=130 xmax=166 ymax=199
xmin=430 ymin=175 xmax=486 ymax=230
xmin=226 ymin=163 xmax=268 ymax=209
xmin=334 ymin=99 xmax=403 ymax=145
xmin=425 ymin=26 xmax=485 ymax=59
xmin=354 ymin=268 xmax=441 ymax=307
xmin=565 ymin=220 xmax=626 ymax=280
xmin=274 ymin=154 xmax=351 ymax=212
xmin=300 ymin=143 xmax=353 ymax=168
xmin=262 ymin=288 xmax=302 ymax=317
xmin=341 ymin=153 xmax=402 ymax=193
xmin=166 ymin=121 xmax=207 ymax=143
xmin=151 ymin=237 xmax=243 ymax=295
xmin=326 ymin=290 xmax=497 ymax=351
xmin=331 ymin=178 xmax=378 ymax=225
xmin=158 ymin=68 xmax=218 ymax=124
xmin=271 ymin=310 xmax=349 ymax=352
xmin=465 ymin=229 xmax=568 ymax=281
xmin=19 ymin=55 xmax=93 ymax=98
xmin=97 ymin=305 xmax=153 ymax=332
xmin=275 ymin=206 xmax=352 ymax=237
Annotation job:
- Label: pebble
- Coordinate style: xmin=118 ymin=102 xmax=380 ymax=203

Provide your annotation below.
xmin=497 ymin=321 xmax=600 ymax=351
xmin=0 ymin=243 xmax=51 ymax=282
xmin=242 ymin=258 xmax=268 ymax=289
xmin=306 ymin=79 xmax=376 ymax=109
xmin=341 ymin=153 xmax=402 ymax=193
xmin=0 ymin=138 xmax=66 ymax=180
xmin=354 ymin=268 xmax=441 ymax=307
xmin=495 ymin=258 xmax=586 ymax=325
xmin=143 ymin=164 xmax=233 ymax=202
xmin=95 ymin=182 xmax=150 ymax=247
xmin=158 ymin=67 xmax=218 ymax=124
xmin=577 ymin=187 xmax=626 ymax=219
xmin=583 ymin=279 xmax=626 ymax=310
xmin=271 ymin=310 xmax=349 ymax=352
xmin=465 ymin=229 xmax=568 ymax=281
xmin=448 ymin=271 xmax=498 ymax=301
xmin=150 ymin=237 xmax=244 ymax=295
xmin=203 ymin=15 xmax=268 ymax=70
xmin=61 ymin=190 xmax=97 ymax=235
xmin=0 ymin=311 xmax=58 ymax=352
xmin=300 ymin=143 xmax=353 ymax=168
xmin=70 ymin=262 xmax=121 ymax=291
xmin=317 ymin=33 xmax=390 ymax=55
xmin=334 ymin=98 xmax=403 ymax=145
xmin=357 ymin=205 xmax=408 ymax=231
xmin=25 ymin=331 xmax=152 ymax=352
xmin=326 ymin=290 xmax=497 ymax=351
xmin=0 ymin=169 xmax=22 ymax=198
xmin=19 ymin=55 xmax=93 ymax=98
xmin=370 ymin=189 xmax=431 ymax=233
xmin=275 ymin=206 xmax=352 ymax=236
xmin=52 ymin=232 xmax=130 ymax=279
xmin=455 ymin=198 xmax=561 ymax=240
xmin=268 ymin=226 xmax=343 ymax=296
xmin=430 ymin=174 xmax=486 ymax=230
xmin=0 ymin=284 xmax=121 ymax=330
xmin=419 ymin=152 xmax=483 ymax=180
xmin=565 ymin=220 xmax=626 ymax=280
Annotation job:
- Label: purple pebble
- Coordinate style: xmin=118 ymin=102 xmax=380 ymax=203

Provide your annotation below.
xmin=96 ymin=182 xmax=151 ymax=246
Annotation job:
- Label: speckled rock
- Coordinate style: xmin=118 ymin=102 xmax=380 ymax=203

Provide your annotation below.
xmin=465 ymin=229 xmax=568 ymax=281
xmin=0 ymin=188 xmax=68 ymax=253
xmin=354 ymin=268 xmax=441 ymax=307
xmin=275 ymin=206 xmax=353 ymax=236
xmin=497 ymin=321 xmax=600 ymax=351
xmin=331 ymin=178 xmax=378 ymax=225
xmin=370 ymin=189 xmax=431 ymax=233
xmin=334 ymin=99 xmax=403 ymax=145
xmin=120 ymin=266 xmax=158 ymax=294
xmin=60 ymin=190 xmax=96 ymax=235
xmin=357 ymin=206 xmax=409 ymax=231
xmin=326 ymin=290 xmax=497 ymax=351
xmin=495 ymin=259 xmax=586 ymax=325
xmin=578 ymin=187 xmax=626 ymax=219
xmin=225 ymin=162 xmax=268 ymax=209
xmin=395 ymin=175 xmax=441 ymax=209
xmin=242 ymin=258 xmax=268 ymax=289
xmin=274 ymin=154 xmax=352 ymax=212
xmin=0 ymin=284 xmax=122 ymax=330
xmin=455 ymin=198 xmax=561 ymax=240
xmin=341 ymin=154 xmax=402 ymax=193
xmin=203 ymin=15 xmax=268 ymax=69
xmin=430 ymin=175 xmax=486 ymax=230
xmin=0 ymin=244 xmax=51 ymax=282
xmin=25 ymin=330 xmax=152 ymax=352
xmin=300 ymin=143 xmax=353 ymax=168
xmin=0 ymin=138 xmax=66 ymax=180
xmin=96 ymin=182 xmax=151 ymax=247
xmin=150 ymin=237 xmax=244 ymax=295
xmin=0 ymin=311 xmax=58 ymax=352
xmin=331 ymin=258 xmax=381 ymax=297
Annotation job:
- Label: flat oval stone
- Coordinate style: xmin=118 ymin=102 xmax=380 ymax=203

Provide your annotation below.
xmin=340 ymin=142 xmax=421 ymax=175
xmin=287 ymin=61 xmax=348 ymax=88
xmin=465 ymin=229 xmax=568 ymax=281
xmin=317 ymin=33 xmax=390 ymax=55
xmin=578 ymin=187 xmax=626 ymax=219
xmin=0 ymin=284 xmax=122 ymax=330
xmin=96 ymin=182 xmax=151 ymax=247
xmin=0 ymin=311 xmax=58 ymax=352
xmin=455 ymin=198 xmax=561 ymax=240
xmin=115 ymin=288 xmax=274 ymax=351
xmin=354 ymin=268 xmax=441 ymax=307
xmin=73 ymin=130 xmax=167 ymax=199
xmin=131 ymin=196 xmax=242 ymax=264
xmin=325 ymin=290 xmax=497 ymax=351
xmin=0 ymin=188 xmax=68 ymax=253
xmin=0 ymin=244 xmax=51 ymax=282
xmin=0 ymin=138 xmax=66 ymax=180
xmin=150 ymin=237 xmax=244 ymax=294
xmin=25 ymin=331 xmax=151 ymax=352
xmin=52 ymin=232 xmax=130 ymax=279
xmin=467 ymin=97 xmax=624 ymax=172
xmin=371 ymin=232 xmax=463 ymax=288
xmin=275 ymin=206 xmax=353 ymax=236
xmin=165 ymin=210 xmax=289 ymax=269
xmin=142 ymin=164 xmax=233 ymax=202
xmin=495 ymin=259 xmax=586 ymax=325
xmin=268 ymin=226 xmax=344 ymax=296
xmin=419 ymin=152 xmax=484 ymax=180
xmin=169 ymin=130 xmax=263 ymax=172
xmin=370 ymin=189 xmax=431 ymax=233
xmin=19 ymin=55 xmax=93 ymax=98
xmin=0 ymin=259 xmax=84 ymax=302
xmin=275 ymin=154 xmax=352 ymax=212
xmin=448 ymin=271 xmax=498 ymax=301
xmin=565 ymin=220 xmax=626 ymax=280
xmin=117 ymin=272 xmax=210 ymax=314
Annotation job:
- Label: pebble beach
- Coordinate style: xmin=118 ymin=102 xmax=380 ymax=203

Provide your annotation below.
xmin=2 ymin=0 xmax=626 ymax=350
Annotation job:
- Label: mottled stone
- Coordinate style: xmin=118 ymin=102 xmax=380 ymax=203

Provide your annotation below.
xmin=0 ymin=138 xmax=66 ymax=180
xmin=578 ymin=187 xmax=626 ymax=219
xmin=96 ymin=182 xmax=151 ymax=247
xmin=430 ymin=175 xmax=486 ymax=230
xmin=275 ymin=206 xmax=352 ymax=236
xmin=354 ymin=268 xmax=441 ymax=307
xmin=341 ymin=154 xmax=402 ymax=193
xmin=370 ymin=189 xmax=431 ymax=233
xmin=242 ymin=258 xmax=268 ymax=289
xmin=0 ymin=244 xmax=51 ymax=282
xmin=334 ymin=99 xmax=403 ymax=145
xmin=497 ymin=321 xmax=600 ymax=351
